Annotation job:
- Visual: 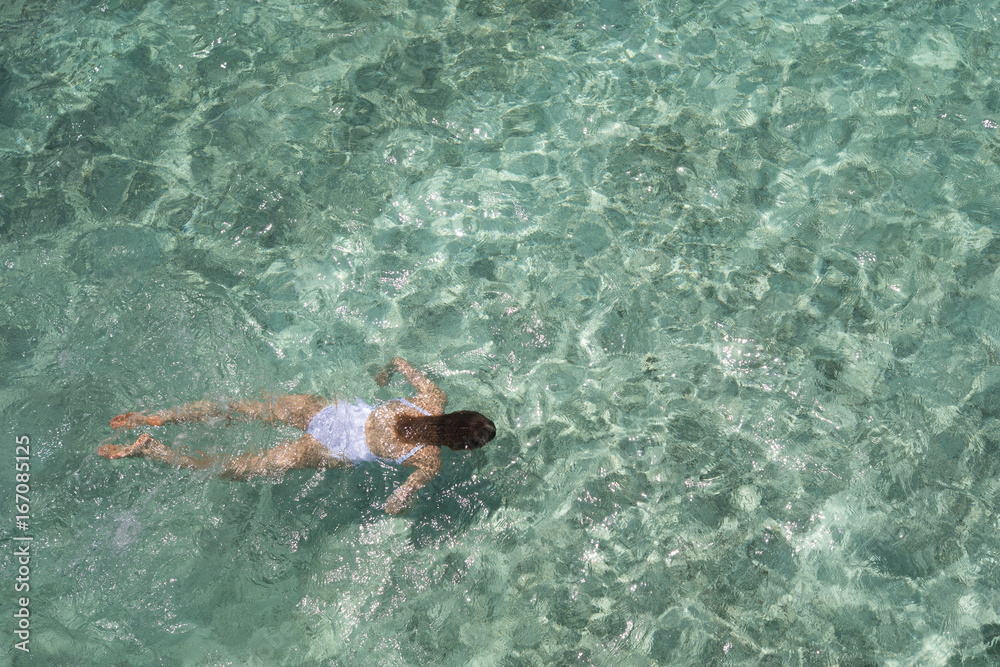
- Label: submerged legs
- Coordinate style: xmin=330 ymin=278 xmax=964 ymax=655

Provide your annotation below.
xmin=97 ymin=433 xmax=329 ymax=479
xmin=111 ymin=395 xmax=330 ymax=432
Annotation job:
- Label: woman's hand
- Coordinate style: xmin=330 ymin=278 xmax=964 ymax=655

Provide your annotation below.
xmin=385 ymin=487 xmax=413 ymax=515
xmin=375 ymin=360 xmax=396 ymax=387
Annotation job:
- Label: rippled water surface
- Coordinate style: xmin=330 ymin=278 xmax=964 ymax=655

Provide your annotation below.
xmin=3 ymin=0 xmax=1000 ymax=664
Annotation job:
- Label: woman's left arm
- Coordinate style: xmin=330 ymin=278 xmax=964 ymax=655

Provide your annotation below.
xmin=376 ymin=357 xmax=446 ymax=414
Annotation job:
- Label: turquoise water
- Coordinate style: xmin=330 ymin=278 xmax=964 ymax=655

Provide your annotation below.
xmin=2 ymin=0 xmax=1000 ymax=663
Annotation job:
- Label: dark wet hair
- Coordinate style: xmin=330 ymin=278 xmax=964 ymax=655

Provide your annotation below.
xmin=394 ymin=410 xmax=497 ymax=451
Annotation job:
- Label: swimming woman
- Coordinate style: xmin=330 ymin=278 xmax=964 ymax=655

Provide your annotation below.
xmin=98 ymin=357 xmax=497 ymax=515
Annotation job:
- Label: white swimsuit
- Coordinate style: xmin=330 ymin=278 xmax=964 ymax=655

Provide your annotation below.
xmin=306 ymin=399 xmax=428 ymax=465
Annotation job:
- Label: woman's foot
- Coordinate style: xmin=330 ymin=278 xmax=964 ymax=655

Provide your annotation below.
xmin=97 ymin=433 xmax=158 ymax=459
xmin=111 ymin=412 xmax=164 ymax=429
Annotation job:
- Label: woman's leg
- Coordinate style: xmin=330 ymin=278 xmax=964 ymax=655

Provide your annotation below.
xmin=227 ymin=395 xmax=331 ymax=431
xmin=97 ymin=434 xmax=210 ymax=469
xmin=97 ymin=432 xmax=334 ymax=479
xmin=111 ymin=401 xmax=219 ymax=429
xmin=112 ymin=395 xmax=331 ymax=432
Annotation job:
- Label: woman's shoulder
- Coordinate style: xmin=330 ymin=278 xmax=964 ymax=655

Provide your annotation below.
xmin=401 ymin=444 xmax=441 ymax=470
xmin=375 ymin=397 xmax=443 ymax=416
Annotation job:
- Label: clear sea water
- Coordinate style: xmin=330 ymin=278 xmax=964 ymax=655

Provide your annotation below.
xmin=2 ymin=0 xmax=1000 ymax=664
